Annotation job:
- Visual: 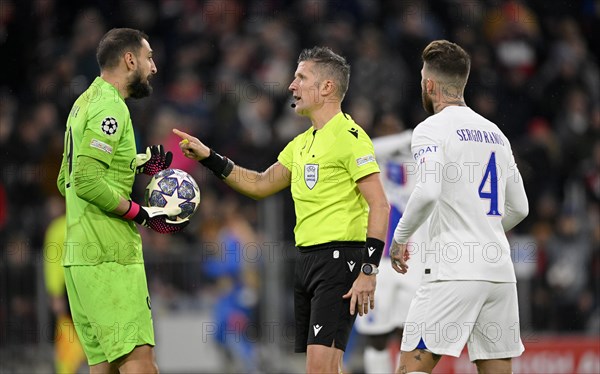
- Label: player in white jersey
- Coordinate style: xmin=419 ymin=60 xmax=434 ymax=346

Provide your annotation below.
xmin=355 ymin=131 xmax=426 ymax=373
xmin=390 ymin=40 xmax=529 ymax=374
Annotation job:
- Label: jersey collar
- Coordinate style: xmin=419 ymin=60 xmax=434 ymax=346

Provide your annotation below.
xmin=92 ymin=76 xmax=126 ymax=102
xmin=313 ymin=112 xmax=348 ymax=135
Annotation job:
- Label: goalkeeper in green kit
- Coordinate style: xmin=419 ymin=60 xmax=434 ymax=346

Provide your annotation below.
xmin=57 ymin=28 xmax=185 ymax=373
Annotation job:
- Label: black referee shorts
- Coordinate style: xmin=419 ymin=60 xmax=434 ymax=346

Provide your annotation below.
xmin=294 ymin=241 xmax=363 ymax=353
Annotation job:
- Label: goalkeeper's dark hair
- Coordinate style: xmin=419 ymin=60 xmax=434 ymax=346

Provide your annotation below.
xmin=298 ymin=46 xmax=350 ymax=100
xmin=96 ymin=28 xmax=149 ymax=70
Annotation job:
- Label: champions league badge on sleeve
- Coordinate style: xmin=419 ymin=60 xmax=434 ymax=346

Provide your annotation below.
xmin=304 ymin=164 xmax=319 ymax=189
xmin=101 ymin=117 xmax=118 ymax=135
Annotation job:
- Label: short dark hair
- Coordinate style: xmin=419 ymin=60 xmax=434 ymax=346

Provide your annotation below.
xmin=298 ymin=46 xmax=350 ymax=100
xmin=96 ymin=28 xmax=149 ymax=70
xmin=422 ymin=40 xmax=471 ymax=81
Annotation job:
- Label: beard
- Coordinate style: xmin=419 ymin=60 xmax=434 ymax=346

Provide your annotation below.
xmin=128 ymin=70 xmax=153 ymax=99
xmin=421 ymin=88 xmax=434 ymax=115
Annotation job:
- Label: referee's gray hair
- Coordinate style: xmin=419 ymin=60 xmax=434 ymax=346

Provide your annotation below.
xmin=298 ymin=46 xmax=350 ymax=100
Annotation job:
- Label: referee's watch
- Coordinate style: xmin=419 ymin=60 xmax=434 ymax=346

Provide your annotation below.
xmin=361 ymin=263 xmax=379 ymax=276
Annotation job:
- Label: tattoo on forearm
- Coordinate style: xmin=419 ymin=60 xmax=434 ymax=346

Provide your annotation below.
xmin=398 ymin=364 xmax=407 ymax=374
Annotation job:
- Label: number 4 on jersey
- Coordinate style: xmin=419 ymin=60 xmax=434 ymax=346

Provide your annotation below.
xmin=478 ymin=152 xmax=501 ymax=216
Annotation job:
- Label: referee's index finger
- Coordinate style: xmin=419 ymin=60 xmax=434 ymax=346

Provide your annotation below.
xmin=172 ymin=128 xmax=190 ymax=140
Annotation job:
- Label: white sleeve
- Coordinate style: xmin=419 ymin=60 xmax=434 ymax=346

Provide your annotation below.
xmin=393 ymin=126 xmax=442 ymax=243
xmin=502 ymin=155 xmax=529 ymax=231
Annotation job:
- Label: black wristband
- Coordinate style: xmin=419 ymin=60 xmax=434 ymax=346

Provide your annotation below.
xmin=362 ymin=237 xmax=385 ymax=266
xmin=199 ymin=149 xmax=235 ymax=179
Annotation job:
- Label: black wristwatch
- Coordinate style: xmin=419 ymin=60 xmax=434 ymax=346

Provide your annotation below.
xmin=361 ymin=263 xmax=379 ymax=276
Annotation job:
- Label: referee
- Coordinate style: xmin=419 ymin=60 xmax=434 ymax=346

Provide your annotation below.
xmin=175 ymin=46 xmax=389 ymax=373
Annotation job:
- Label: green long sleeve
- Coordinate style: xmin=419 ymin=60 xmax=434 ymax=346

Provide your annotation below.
xmin=73 ymin=155 xmax=121 ymax=212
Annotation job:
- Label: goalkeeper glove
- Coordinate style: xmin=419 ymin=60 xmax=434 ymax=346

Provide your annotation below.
xmin=122 ymin=201 xmax=188 ymax=234
xmin=136 ymin=145 xmax=173 ymax=176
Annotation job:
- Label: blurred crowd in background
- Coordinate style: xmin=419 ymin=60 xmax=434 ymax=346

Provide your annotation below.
xmin=1 ymin=0 xmax=599 ymax=369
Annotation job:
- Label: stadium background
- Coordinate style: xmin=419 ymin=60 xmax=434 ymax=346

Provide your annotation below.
xmin=0 ymin=0 xmax=598 ymax=373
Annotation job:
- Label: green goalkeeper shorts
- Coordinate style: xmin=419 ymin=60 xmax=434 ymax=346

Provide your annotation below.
xmin=64 ymin=262 xmax=155 ymax=365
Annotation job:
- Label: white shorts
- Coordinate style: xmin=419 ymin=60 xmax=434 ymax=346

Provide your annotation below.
xmin=355 ymin=256 xmax=424 ymax=335
xmin=400 ymin=280 xmax=524 ymax=361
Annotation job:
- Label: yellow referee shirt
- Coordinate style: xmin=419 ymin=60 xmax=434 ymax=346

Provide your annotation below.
xmin=278 ymin=112 xmax=380 ymax=246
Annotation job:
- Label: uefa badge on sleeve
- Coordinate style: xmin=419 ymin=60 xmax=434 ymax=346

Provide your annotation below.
xmin=101 ymin=117 xmax=118 ymax=135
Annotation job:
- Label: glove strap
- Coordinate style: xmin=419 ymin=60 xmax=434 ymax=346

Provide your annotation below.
xmin=200 ymin=149 xmax=235 ymax=179
xmin=362 ymin=237 xmax=385 ymax=266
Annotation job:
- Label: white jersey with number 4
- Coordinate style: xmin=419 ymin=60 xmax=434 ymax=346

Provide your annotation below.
xmin=394 ymin=106 xmax=528 ymax=283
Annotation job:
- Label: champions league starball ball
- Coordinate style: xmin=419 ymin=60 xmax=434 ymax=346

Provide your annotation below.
xmin=145 ymin=169 xmax=200 ymax=222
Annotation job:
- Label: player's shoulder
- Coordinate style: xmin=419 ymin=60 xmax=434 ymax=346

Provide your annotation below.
xmin=414 ymin=106 xmax=495 ymax=141
xmin=83 ymin=79 xmax=129 ymax=116
xmin=413 ymin=116 xmax=444 ymax=141
xmin=372 ymin=130 xmax=412 ymax=148
xmin=464 ymin=108 xmax=514 ymax=149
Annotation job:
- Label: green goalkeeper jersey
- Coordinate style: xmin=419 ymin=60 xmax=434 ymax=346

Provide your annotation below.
xmin=58 ymin=77 xmax=142 ymax=265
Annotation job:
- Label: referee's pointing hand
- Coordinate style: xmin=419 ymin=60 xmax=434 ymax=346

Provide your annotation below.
xmin=173 ymin=128 xmax=210 ymax=161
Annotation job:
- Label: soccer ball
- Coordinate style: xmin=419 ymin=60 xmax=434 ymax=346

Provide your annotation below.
xmin=145 ymin=169 xmax=201 ymax=222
